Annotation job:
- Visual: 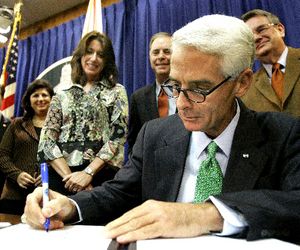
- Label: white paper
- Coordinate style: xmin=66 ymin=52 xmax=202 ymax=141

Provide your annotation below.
xmin=0 ymin=222 xmax=12 ymax=228
xmin=137 ymin=235 xmax=300 ymax=250
xmin=0 ymin=224 xmax=111 ymax=250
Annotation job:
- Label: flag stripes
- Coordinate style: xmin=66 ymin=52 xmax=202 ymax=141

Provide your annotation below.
xmin=0 ymin=4 xmax=22 ymax=118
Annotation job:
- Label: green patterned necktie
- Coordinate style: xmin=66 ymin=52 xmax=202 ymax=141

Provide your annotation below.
xmin=194 ymin=141 xmax=223 ymax=203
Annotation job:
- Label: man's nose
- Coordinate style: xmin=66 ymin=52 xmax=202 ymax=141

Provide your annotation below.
xmin=176 ymin=90 xmax=191 ymax=109
xmin=158 ymin=50 xmax=166 ymax=58
xmin=252 ymin=31 xmax=263 ymax=42
xmin=253 ymin=33 xmax=260 ymax=40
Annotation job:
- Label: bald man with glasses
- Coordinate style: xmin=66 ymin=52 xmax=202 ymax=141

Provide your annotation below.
xmin=241 ymin=9 xmax=300 ymax=117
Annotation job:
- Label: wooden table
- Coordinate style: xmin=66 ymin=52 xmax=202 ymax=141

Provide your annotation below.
xmin=0 ymin=213 xmax=21 ymax=224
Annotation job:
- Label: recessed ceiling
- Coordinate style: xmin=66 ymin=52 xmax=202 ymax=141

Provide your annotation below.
xmin=0 ymin=0 xmax=88 ymax=30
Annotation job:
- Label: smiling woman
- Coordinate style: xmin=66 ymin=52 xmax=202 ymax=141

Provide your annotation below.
xmin=0 ymin=79 xmax=54 ymax=214
xmin=37 ymin=31 xmax=128 ymax=195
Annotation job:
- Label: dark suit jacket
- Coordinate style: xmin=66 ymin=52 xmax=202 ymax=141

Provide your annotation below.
xmin=0 ymin=114 xmax=11 ymax=195
xmin=127 ymin=83 xmax=159 ymax=153
xmin=0 ymin=117 xmax=39 ymax=200
xmin=72 ymin=100 xmax=300 ymax=243
xmin=241 ymin=47 xmax=300 ymax=117
xmin=0 ymin=114 xmax=10 ymax=140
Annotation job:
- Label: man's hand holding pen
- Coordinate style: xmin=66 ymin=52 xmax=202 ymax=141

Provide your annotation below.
xmin=24 ymin=187 xmax=76 ymax=230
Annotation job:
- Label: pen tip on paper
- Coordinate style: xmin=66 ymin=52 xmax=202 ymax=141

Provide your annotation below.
xmin=44 ymin=218 xmax=50 ymax=232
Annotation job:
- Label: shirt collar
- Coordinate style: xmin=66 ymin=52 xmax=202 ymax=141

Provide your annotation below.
xmin=263 ymin=46 xmax=288 ymax=78
xmin=67 ymin=83 xmax=82 ymax=90
xmin=156 ymin=80 xmax=162 ymax=97
xmin=64 ymin=79 xmax=111 ymax=91
xmin=190 ymin=100 xmax=240 ymax=158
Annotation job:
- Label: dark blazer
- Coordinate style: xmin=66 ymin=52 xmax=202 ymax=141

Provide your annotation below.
xmin=127 ymin=83 xmax=159 ymax=153
xmin=0 ymin=117 xmax=39 ymax=200
xmin=0 ymin=114 xmax=10 ymax=140
xmin=0 ymin=114 xmax=11 ymax=195
xmin=241 ymin=47 xmax=300 ymax=117
xmin=72 ymin=100 xmax=300 ymax=243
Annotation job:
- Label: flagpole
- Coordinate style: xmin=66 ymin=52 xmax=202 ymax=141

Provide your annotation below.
xmin=0 ymin=1 xmax=23 ymax=88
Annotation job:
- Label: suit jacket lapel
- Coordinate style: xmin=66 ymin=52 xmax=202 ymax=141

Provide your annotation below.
xmin=22 ymin=119 xmax=39 ymax=141
xmin=253 ymin=68 xmax=280 ymax=107
xmin=154 ymin=117 xmax=190 ymax=201
xmin=283 ymin=47 xmax=300 ymax=103
xmin=223 ymin=102 xmax=268 ymax=193
xmin=143 ymin=83 xmax=159 ymax=120
xmin=150 ymin=104 xmax=271 ymax=198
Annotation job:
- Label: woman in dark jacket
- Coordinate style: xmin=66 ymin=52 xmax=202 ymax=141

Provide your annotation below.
xmin=0 ymin=79 xmax=54 ymax=214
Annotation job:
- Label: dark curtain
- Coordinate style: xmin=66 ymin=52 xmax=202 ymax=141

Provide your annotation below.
xmin=0 ymin=0 xmax=299 ymax=116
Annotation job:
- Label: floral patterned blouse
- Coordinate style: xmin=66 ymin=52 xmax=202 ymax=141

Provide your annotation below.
xmin=38 ymin=80 xmax=128 ymax=168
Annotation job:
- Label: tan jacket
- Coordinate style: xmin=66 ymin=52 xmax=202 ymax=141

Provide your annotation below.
xmin=241 ymin=47 xmax=300 ymax=117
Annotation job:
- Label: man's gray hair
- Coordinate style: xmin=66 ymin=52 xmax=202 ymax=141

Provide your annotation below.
xmin=241 ymin=9 xmax=281 ymax=25
xmin=149 ymin=32 xmax=172 ymax=50
xmin=172 ymin=14 xmax=255 ymax=79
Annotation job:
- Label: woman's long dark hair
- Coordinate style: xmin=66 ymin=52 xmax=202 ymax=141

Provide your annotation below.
xmin=22 ymin=79 xmax=54 ymax=120
xmin=71 ymin=31 xmax=118 ymax=88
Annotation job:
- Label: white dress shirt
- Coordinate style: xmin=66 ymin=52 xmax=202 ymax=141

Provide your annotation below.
xmin=176 ymin=102 xmax=248 ymax=235
xmin=263 ymin=46 xmax=288 ymax=80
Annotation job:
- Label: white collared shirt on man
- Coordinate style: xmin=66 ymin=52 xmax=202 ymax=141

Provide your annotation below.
xmin=177 ymin=102 xmax=248 ymax=235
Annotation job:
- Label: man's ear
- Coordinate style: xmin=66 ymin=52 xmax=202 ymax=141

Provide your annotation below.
xmin=234 ymin=68 xmax=253 ymax=98
xmin=276 ymin=23 xmax=285 ymax=38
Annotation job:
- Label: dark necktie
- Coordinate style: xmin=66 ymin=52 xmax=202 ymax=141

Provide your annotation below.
xmin=271 ymin=63 xmax=284 ymax=101
xmin=194 ymin=141 xmax=223 ymax=203
xmin=158 ymin=89 xmax=168 ymax=117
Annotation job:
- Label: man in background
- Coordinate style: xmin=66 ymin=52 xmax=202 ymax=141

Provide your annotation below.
xmin=241 ymin=9 xmax=300 ymax=117
xmin=0 ymin=85 xmax=11 ymax=195
xmin=127 ymin=32 xmax=176 ymax=154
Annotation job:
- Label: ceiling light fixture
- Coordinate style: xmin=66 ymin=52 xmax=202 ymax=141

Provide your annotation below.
xmin=0 ymin=6 xmax=14 ymax=45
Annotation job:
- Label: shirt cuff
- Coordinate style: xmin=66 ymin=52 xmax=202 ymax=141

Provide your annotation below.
xmin=209 ymin=196 xmax=248 ymax=236
xmin=68 ymin=198 xmax=83 ymax=224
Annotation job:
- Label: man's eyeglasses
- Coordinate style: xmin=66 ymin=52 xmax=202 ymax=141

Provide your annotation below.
xmin=252 ymin=23 xmax=276 ymax=36
xmin=161 ymin=76 xmax=231 ymax=103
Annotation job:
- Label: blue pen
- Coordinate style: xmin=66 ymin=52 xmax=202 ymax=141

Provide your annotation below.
xmin=41 ymin=162 xmax=50 ymax=232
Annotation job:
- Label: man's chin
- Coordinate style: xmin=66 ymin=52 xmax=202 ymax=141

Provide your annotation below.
xmin=181 ymin=119 xmax=202 ymax=132
xmin=255 ymin=46 xmax=271 ymax=60
xmin=155 ymin=68 xmax=170 ymax=74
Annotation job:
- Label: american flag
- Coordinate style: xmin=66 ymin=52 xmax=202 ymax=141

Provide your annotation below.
xmin=0 ymin=5 xmax=22 ymax=118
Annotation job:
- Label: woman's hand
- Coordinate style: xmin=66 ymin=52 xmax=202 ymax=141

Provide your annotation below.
xmin=34 ymin=174 xmax=42 ymax=187
xmin=84 ymin=184 xmax=93 ymax=191
xmin=17 ymin=172 xmax=35 ymax=189
xmin=63 ymin=171 xmax=92 ymax=193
